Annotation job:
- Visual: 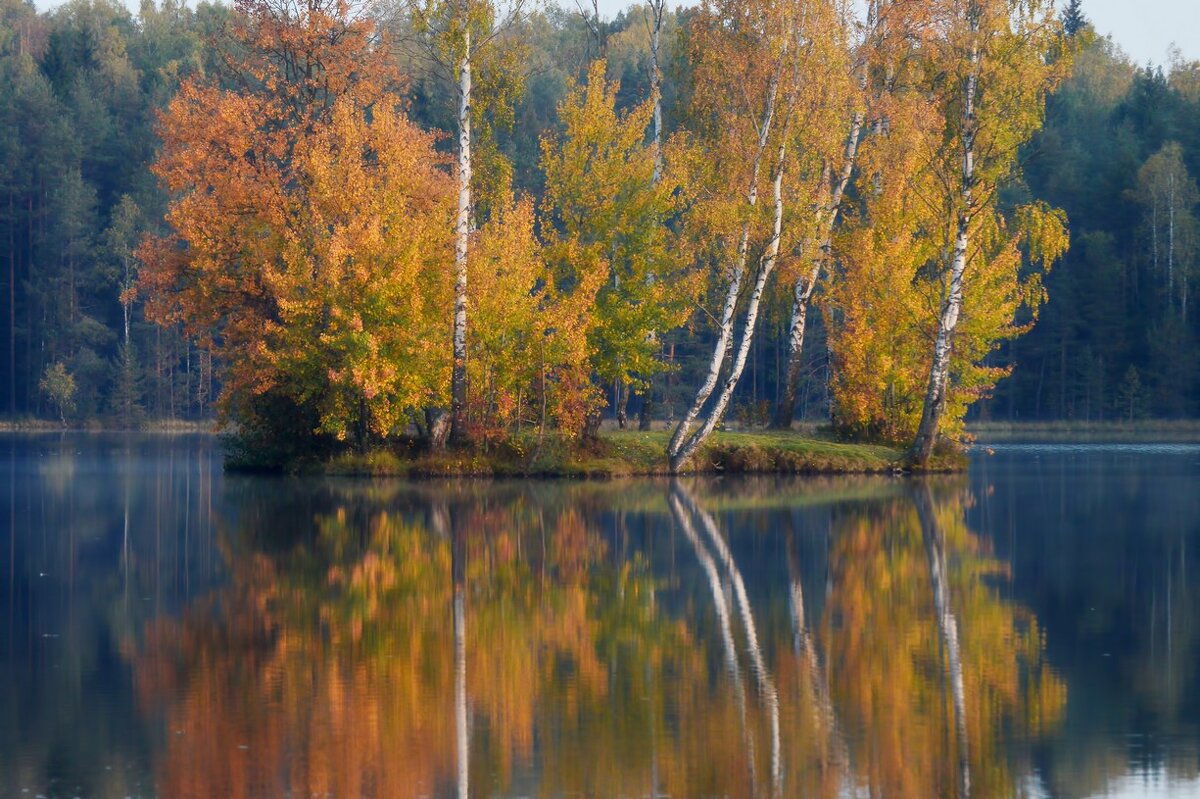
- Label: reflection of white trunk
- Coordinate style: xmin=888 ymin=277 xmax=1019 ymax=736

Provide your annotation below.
xmin=455 ymin=588 xmax=469 ymax=799
xmin=674 ymin=482 xmax=781 ymax=797
xmin=785 ymin=537 xmax=848 ymax=779
xmin=914 ymin=485 xmax=970 ymax=799
xmin=668 ymin=488 xmax=761 ymax=796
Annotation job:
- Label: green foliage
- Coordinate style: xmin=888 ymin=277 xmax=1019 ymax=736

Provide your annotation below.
xmin=540 ymin=59 xmax=694 ymax=391
xmin=993 ymin=37 xmax=1200 ymax=420
xmin=39 ymin=361 xmax=76 ymax=422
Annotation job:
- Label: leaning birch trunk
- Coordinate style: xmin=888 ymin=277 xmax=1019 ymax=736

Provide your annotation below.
xmin=679 ymin=483 xmax=782 ymax=797
xmin=773 ymin=104 xmax=865 ymax=429
xmin=667 ymin=485 xmax=762 ymax=796
xmin=669 ymin=137 xmax=788 ymax=472
xmin=666 ymin=41 xmax=790 ymax=466
xmin=449 ymin=24 xmax=472 ymax=448
xmin=913 ymin=483 xmax=970 ymax=799
xmin=909 ymin=4 xmax=979 ymax=466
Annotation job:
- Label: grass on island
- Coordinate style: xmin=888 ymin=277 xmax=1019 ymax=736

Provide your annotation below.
xmin=321 ymin=428 xmax=962 ymax=478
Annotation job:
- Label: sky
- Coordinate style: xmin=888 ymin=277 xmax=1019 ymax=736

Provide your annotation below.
xmin=591 ymin=0 xmax=1200 ymax=66
xmin=28 ymin=0 xmax=1200 ymax=66
xmin=1083 ymin=0 xmax=1200 ymax=65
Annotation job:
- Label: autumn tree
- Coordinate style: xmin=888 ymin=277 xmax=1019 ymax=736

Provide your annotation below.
xmin=539 ymin=60 xmax=695 ymax=432
xmin=667 ymin=0 xmax=852 ymax=472
xmin=39 ymin=361 xmax=76 ymax=424
xmin=402 ymin=0 xmax=531 ymax=446
xmin=907 ymin=0 xmax=1070 ymax=464
xmin=138 ymin=0 xmax=455 ymax=452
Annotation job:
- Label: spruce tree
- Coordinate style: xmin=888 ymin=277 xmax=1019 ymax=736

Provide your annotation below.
xmin=1062 ymin=0 xmax=1086 ymax=37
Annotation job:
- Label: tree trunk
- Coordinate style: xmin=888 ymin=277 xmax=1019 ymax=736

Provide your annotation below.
xmin=449 ymin=27 xmax=473 ymax=447
xmin=648 ymin=0 xmax=665 ymax=184
xmin=616 ymin=378 xmax=630 ymax=428
xmin=666 ymin=36 xmax=790 ymax=465
xmin=426 ymin=407 xmax=451 ymax=451
xmin=773 ymin=278 xmax=811 ymax=429
xmin=909 ymin=6 xmax=978 ymax=466
xmin=8 ymin=190 xmax=15 ymax=416
xmin=773 ymin=105 xmax=865 ymax=430
xmin=670 ymin=137 xmax=789 ymax=472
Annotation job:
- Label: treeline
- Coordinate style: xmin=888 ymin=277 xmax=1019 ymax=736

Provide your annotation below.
xmin=983 ymin=38 xmax=1200 ymax=421
xmin=0 ymin=0 xmax=228 ymax=424
xmin=4 ymin=0 xmax=1074 ymax=466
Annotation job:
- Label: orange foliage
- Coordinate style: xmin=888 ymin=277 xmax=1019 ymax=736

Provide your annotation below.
xmin=138 ymin=0 xmax=453 ymax=440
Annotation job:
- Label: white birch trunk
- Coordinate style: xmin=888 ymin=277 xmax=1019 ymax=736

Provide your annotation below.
xmin=1169 ymin=172 xmax=1176 ymax=302
xmin=449 ymin=25 xmax=472 ymax=446
xmin=914 ymin=484 xmax=970 ymax=799
xmin=774 ymin=102 xmax=865 ymax=429
xmin=670 ymin=137 xmax=788 ymax=472
xmin=649 ymin=0 xmax=665 ymax=183
xmin=910 ymin=4 xmax=979 ymax=465
xmin=666 ymin=37 xmax=790 ymax=465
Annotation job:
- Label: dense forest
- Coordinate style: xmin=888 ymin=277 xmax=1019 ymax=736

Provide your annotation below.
xmin=0 ymin=0 xmax=1190 ymax=459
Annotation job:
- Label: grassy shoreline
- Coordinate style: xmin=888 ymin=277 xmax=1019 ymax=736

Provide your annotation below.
xmin=318 ymin=430 xmax=961 ymax=478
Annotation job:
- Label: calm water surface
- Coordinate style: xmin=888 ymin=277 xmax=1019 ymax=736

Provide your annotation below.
xmin=1 ymin=435 xmax=1199 ymax=798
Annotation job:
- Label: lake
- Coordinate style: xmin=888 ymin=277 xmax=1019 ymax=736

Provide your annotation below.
xmin=2 ymin=435 xmax=1199 ymax=798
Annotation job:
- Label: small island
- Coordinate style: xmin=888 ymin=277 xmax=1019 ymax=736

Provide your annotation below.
xmin=317 ymin=429 xmax=936 ymax=478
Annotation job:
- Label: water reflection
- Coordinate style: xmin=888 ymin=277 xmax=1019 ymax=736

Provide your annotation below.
xmin=6 ymin=438 xmax=1198 ymax=798
xmin=121 ymin=478 xmax=1056 ymax=798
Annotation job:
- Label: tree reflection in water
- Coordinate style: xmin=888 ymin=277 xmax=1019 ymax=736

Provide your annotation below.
xmin=129 ymin=477 xmax=1065 ymax=798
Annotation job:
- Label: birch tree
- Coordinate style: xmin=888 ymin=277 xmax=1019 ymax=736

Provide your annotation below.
xmin=1135 ymin=142 xmax=1198 ymax=322
xmin=667 ymin=0 xmax=849 ymax=472
xmin=404 ymin=0 xmax=531 ymax=447
xmin=908 ymin=0 xmax=1069 ymax=465
xmin=646 ymin=0 xmax=665 ymax=182
xmin=771 ymin=0 xmax=889 ymax=429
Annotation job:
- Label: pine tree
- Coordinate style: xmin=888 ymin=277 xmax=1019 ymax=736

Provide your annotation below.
xmin=1062 ymin=0 xmax=1086 ymax=38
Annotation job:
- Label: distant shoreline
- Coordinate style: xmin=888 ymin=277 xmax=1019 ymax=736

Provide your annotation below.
xmin=0 ymin=419 xmax=216 ymax=434
xmin=8 ymin=420 xmax=1200 ymax=473
xmin=969 ymin=420 xmax=1200 ymax=442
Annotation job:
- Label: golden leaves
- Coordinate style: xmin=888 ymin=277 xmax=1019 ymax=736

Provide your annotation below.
xmin=138 ymin=0 xmax=453 ymax=439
